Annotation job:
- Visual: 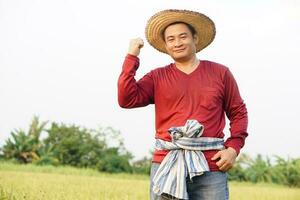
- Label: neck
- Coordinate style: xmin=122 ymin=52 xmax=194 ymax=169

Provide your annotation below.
xmin=174 ymin=55 xmax=200 ymax=73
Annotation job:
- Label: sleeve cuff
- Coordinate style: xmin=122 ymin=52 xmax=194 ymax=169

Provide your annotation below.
xmin=224 ymin=142 xmax=241 ymax=155
xmin=126 ymin=54 xmax=139 ymax=62
xmin=122 ymin=54 xmax=140 ymax=74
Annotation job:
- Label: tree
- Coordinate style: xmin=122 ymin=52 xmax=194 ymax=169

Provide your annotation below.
xmin=131 ymin=156 xmax=152 ymax=174
xmin=244 ymin=154 xmax=274 ymax=183
xmin=97 ymin=147 xmax=133 ymax=173
xmin=273 ymin=156 xmax=300 ymax=187
xmin=2 ymin=116 xmax=47 ymax=163
xmin=44 ymin=122 xmax=106 ymax=168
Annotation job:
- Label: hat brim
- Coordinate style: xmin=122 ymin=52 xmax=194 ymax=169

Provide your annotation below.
xmin=145 ymin=9 xmax=216 ymax=54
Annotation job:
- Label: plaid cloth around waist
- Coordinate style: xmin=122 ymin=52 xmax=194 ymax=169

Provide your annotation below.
xmin=152 ymin=120 xmax=224 ymax=200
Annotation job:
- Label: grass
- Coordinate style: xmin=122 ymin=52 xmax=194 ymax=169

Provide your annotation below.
xmin=0 ymin=161 xmax=300 ymax=200
xmin=229 ymin=182 xmax=300 ymax=200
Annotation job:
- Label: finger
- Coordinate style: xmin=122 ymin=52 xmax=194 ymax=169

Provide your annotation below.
xmin=219 ymin=163 xmax=229 ymax=171
xmin=138 ymin=42 xmax=144 ymax=49
xmin=211 ymin=151 xmax=221 ymax=161
xmin=219 ymin=163 xmax=232 ymax=172
xmin=137 ymin=39 xmax=144 ymax=48
xmin=137 ymin=37 xmax=143 ymax=42
xmin=130 ymin=38 xmax=143 ymax=45
xmin=135 ymin=38 xmax=143 ymax=43
xmin=216 ymin=158 xmax=226 ymax=167
xmin=223 ymin=166 xmax=232 ymax=172
xmin=219 ymin=163 xmax=228 ymax=171
xmin=219 ymin=165 xmax=226 ymax=172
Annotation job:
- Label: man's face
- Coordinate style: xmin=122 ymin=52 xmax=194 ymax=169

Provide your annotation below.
xmin=163 ymin=23 xmax=198 ymax=61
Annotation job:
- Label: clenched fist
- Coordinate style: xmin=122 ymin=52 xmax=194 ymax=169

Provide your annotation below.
xmin=128 ymin=38 xmax=144 ymax=56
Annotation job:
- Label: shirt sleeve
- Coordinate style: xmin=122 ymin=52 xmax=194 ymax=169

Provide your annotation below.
xmin=117 ymin=54 xmax=154 ymax=108
xmin=223 ymin=68 xmax=248 ymax=155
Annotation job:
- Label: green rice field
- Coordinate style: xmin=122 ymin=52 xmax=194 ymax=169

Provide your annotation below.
xmin=0 ymin=162 xmax=299 ymax=200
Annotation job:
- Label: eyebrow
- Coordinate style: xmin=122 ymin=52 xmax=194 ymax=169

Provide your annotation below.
xmin=165 ymin=32 xmax=188 ymax=40
xmin=179 ymin=33 xmax=188 ymax=37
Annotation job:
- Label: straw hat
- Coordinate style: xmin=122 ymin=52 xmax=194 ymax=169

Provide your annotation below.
xmin=145 ymin=9 xmax=216 ymax=54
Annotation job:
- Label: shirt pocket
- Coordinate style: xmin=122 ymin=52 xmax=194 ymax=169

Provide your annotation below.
xmin=198 ymin=87 xmax=219 ymax=110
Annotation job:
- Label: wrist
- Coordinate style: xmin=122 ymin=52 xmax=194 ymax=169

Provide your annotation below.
xmin=128 ymin=49 xmax=140 ymax=57
xmin=128 ymin=52 xmax=139 ymax=57
xmin=227 ymin=147 xmax=237 ymax=156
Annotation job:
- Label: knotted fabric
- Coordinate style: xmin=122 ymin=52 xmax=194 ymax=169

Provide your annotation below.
xmin=152 ymin=120 xmax=224 ymax=199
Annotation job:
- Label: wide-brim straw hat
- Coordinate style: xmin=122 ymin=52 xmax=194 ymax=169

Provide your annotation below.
xmin=145 ymin=9 xmax=216 ymax=54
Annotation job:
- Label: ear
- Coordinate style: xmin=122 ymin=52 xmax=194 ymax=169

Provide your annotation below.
xmin=193 ymin=34 xmax=199 ymax=43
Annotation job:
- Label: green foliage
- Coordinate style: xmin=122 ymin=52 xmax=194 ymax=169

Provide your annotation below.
xmin=1 ymin=116 xmax=47 ymax=163
xmin=97 ymin=147 xmax=133 ymax=173
xmin=244 ymin=154 xmax=274 ymax=183
xmin=1 ymin=116 xmax=300 ymax=187
xmin=272 ymin=156 xmax=300 ymax=187
xmin=44 ymin=122 xmax=105 ymax=168
xmin=227 ymin=163 xmax=246 ymax=182
xmin=1 ymin=116 xmax=136 ymax=173
xmin=228 ymin=154 xmax=300 ymax=188
xmin=228 ymin=154 xmax=250 ymax=181
xmin=43 ymin=123 xmax=134 ymax=173
xmin=131 ymin=156 xmax=152 ymax=174
xmin=34 ymin=143 xmax=59 ymax=166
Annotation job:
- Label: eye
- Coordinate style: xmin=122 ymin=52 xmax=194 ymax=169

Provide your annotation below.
xmin=180 ymin=35 xmax=187 ymax=39
xmin=167 ymin=38 xmax=174 ymax=42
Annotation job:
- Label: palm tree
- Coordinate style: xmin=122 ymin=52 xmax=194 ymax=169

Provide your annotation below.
xmin=2 ymin=116 xmax=47 ymax=163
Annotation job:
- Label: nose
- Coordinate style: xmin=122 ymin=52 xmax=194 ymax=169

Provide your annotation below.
xmin=174 ymin=38 xmax=183 ymax=47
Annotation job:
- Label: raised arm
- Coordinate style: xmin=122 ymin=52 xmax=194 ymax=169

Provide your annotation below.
xmin=117 ymin=38 xmax=154 ymax=108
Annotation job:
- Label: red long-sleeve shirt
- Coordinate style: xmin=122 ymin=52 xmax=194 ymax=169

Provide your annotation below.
xmin=118 ymin=54 xmax=248 ymax=171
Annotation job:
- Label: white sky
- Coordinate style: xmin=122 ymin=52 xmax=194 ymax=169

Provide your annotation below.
xmin=1 ymin=0 xmax=300 ymax=160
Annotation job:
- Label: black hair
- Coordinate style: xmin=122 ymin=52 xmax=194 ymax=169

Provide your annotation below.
xmin=161 ymin=21 xmax=197 ymax=41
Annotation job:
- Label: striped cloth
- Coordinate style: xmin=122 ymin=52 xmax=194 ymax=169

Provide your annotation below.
xmin=152 ymin=120 xmax=224 ymax=199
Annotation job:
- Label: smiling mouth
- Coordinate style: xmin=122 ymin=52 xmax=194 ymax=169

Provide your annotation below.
xmin=174 ymin=48 xmax=185 ymax=53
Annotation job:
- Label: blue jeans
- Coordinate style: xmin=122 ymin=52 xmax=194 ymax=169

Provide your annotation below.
xmin=150 ymin=163 xmax=229 ymax=200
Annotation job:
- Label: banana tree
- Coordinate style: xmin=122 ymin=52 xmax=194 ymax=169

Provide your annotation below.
xmin=2 ymin=116 xmax=47 ymax=163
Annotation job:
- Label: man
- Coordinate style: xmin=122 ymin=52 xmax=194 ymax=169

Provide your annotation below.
xmin=118 ymin=9 xmax=248 ymax=200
